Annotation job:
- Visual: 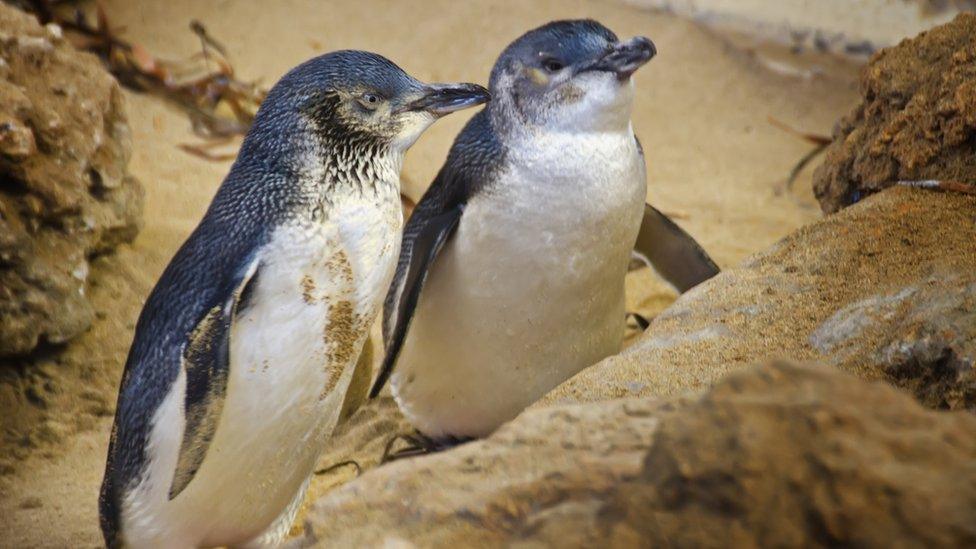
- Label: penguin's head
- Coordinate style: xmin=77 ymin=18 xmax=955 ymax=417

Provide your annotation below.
xmin=490 ymin=20 xmax=655 ymax=134
xmin=250 ymin=50 xmax=489 ymax=156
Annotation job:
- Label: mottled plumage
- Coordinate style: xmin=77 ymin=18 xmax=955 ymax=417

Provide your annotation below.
xmin=99 ymin=50 xmax=487 ymax=548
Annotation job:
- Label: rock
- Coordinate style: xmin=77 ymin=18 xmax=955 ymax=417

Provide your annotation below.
xmin=545 ymin=187 xmax=976 ymax=413
xmin=304 ymin=362 xmax=976 ymax=547
xmin=0 ymin=5 xmax=143 ymax=357
xmin=813 ymin=13 xmax=976 ymax=213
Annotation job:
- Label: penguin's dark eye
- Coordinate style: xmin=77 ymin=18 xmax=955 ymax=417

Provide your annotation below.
xmin=357 ymin=93 xmax=382 ymax=110
xmin=542 ymin=58 xmax=565 ymax=72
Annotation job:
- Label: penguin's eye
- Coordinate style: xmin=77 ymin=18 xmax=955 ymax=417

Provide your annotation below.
xmin=357 ymin=93 xmax=382 ymax=110
xmin=541 ymin=58 xmax=565 ymax=72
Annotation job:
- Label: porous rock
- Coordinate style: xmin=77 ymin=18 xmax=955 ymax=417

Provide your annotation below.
xmin=304 ymin=362 xmax=976 ymax=547
xmin=0 ymin=5 xmax=142 ymax=357
xmin=812 ymin=13 xmax=976 ymax=212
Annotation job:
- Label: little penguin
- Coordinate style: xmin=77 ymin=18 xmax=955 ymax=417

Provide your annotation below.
xmin=98 ymin=50 xmax=488 ymax=548
xmin=370 ymin=20 xmax=719 ymax=443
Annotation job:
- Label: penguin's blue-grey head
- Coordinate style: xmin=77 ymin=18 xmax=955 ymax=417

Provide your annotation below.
xmin=245 ymin=50 xmax=489 ymax=161
xmin=489 ymin=20 xmax=655 ymax=134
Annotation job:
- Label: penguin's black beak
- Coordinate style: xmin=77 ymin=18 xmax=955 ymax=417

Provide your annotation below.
xmin=396 ymin=83 xmax=490 ymax=116
xmin=582 ymin=36 xmax=656 ymax=80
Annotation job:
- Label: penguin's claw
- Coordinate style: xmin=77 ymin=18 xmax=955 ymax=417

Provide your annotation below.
xmin=381 ymin=431 xmax=473 ymax=463
xmin=381 ymin=432 xmax=437 ymax=463
xmin=627 ymin=312 xmax=651 ymax=331
xmin=313 ymin=460 xmax=362 ymax=477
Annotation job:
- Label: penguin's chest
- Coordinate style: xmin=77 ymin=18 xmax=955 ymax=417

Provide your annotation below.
xmin=457 ymin=131 xmax=646 ymax=315
xmin=175 ymin=197 xmax=400 ymax=542
xmin=228 ymin=201 xmax=400 ymax=435
xmin=394 ymin=131 xmax=645 ymax=438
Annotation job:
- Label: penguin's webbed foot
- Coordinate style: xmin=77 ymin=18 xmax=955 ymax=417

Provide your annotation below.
xmin=381 ymin=432 xmax=436 ymax=463
xmin=381 ymin=431 xmax=471 ymax=463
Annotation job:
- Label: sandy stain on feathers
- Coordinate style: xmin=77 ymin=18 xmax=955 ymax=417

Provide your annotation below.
xmin=558 ymin=84 xmax=585 ymax=104
xmin=320 ymin=249 xmax=359 ymax=400
xmin=301 ymin=275 xmax=316 ymax=304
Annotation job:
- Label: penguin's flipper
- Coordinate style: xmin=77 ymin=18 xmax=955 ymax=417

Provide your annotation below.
xmin=369 ymin=206 xmax=462 ymax=398
xmin=169 ymin=257 xmax=261 ymax=500
xmin=634 ymin=204 xmax=719 ymax=293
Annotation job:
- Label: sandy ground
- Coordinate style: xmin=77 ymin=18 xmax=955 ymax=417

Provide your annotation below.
xmin=0 ymin=0 xmax=860 ymax=546
xmin=624 ymin=0 xmax=971 ymax=56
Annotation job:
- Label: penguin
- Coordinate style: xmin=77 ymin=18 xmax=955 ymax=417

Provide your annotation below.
xmin=98 ymin=50 xmax=488 ymax=548
xmin=370 ymin=20 xmax=718 ymax=444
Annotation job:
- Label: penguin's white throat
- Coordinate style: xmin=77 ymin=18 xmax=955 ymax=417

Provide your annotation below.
xmin=546 ymin=72 xmax=635 ymax=134
xmin=497 ymin=71 xmax=635 ymax=137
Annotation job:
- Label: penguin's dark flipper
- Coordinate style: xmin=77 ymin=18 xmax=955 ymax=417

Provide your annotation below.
xmin=370 ymin=207 xmax=462 ymax=398
xmin=634 ymin=204 xmax=719 ymax=293
xmin=169 ymin=258 xmax=261 ymax=500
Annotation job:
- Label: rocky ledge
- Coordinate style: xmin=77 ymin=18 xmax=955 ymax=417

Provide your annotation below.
xmin=305 ymin=185 xmax=976 ymax=546
xmin=307 ymin=362 xmax=976 ymax=547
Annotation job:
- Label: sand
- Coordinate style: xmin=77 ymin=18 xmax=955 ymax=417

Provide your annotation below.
xmin=624 ymin=0 xmax=972 ymax=57
xmin=0 ymin=0 xmax=860 ymax=546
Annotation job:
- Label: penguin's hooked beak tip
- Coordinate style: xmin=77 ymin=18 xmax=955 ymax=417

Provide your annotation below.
xmin=584 ymin=36 xmax=656 ymax=80
xmin=397 ymin=83 xmax=491 ymax=116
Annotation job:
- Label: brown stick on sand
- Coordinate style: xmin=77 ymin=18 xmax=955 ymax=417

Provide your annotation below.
xmin=767 ymin=116 xmax=832 ymax=146
xmin=767 ymin=116 xmax=833 ymax=191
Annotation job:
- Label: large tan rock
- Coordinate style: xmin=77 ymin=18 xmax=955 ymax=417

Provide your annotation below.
xmin=0 ymin=5 xmax=142 ymax=357
xmin=813 ymin=13 xmax=976 ymax=213
xmin=304 ymin=362 xmax=976 ymax=547
xmin=545 ymin=187 xmax=976 ymax=412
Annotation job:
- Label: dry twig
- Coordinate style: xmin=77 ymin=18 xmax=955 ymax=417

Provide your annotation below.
xmin=895 ymin=179 xmax=976 ymax=196
xmin=767 ymin=116 xmax=833 ymax=191
xmin=23 ymin=0 xmax=266 ymax=143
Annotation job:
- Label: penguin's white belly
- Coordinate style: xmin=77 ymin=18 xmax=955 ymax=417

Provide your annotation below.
xmin=122 ymin=198 xmax=400 ymax=548
xmin=392 ymin=131 xmax=646 ymax=439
